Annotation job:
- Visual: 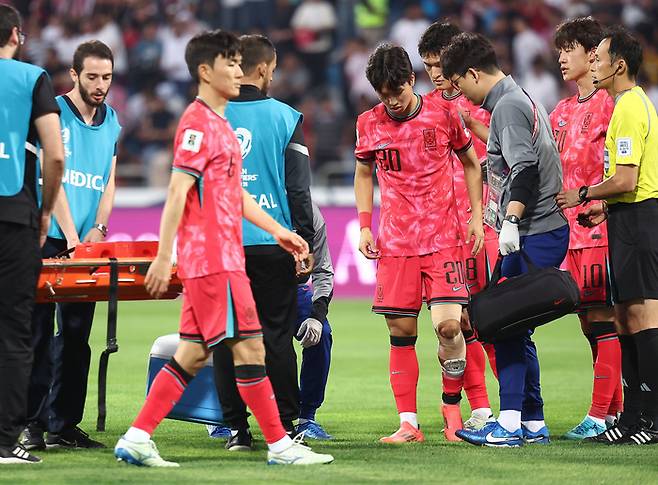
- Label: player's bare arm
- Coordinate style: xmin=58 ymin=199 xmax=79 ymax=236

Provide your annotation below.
xmin=35 ymin=112 xmax=65 ymax=247
xmin=242 ymin=189 xmax=309 ymax=261
xmin=354 ymin=159 xmax=380 ymax=259
xmin=559 ymin=164 xmax=639 ymax=209
xmin=456 ymin=146 xmax=484 ymax=255
xmin=84 ymin=155 xmax=117 ymax=243
xmin=145 ymin=171 xmax=196 ymax=298
xmin=50 ymin=176 xmax=80 ymax=249
xmin=460 ymin=111 xmax=490 ymax=145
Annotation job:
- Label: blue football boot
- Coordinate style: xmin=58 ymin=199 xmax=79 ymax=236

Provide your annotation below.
xmin=564 ymin=416 xmax=606 ymax=441
xmin=296 ymin=420 xmax=333 ymax=440
xmin=522 ymin=424 xmax=550 ymax=444
xmin=456 ymin=421 xmax=524 ymax=447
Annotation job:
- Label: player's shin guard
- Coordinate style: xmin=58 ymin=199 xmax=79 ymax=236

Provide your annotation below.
xmin=389 ymin=336 xmax=419 ymax=414
xmin=618 ymin=335 xmax=642 ymax=427
xmin=132 ymin=358 xmax=193 ymax=435
xmin=235 ymin=365 xmax=287 ymax=444
xmin=632 ymin=328 xmax=658 ymax=427
xmin=463 ymin=330 xmax=490 ymax=410
xmin=589 ymin=323 xmax=621 ymax=420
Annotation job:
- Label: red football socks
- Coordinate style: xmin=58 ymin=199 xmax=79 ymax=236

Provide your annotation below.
xmin=589 ymin=326 xmax=622 ymax=420
xmin=463 ymin=336 xmax=490 ymax=410
xmin=235 ymin=366 xmax=287 ymax=444
xmin=132 ymin=359 xmax=191 ymax=435
xmin=389 ymin=336 xmax=419 ymax=413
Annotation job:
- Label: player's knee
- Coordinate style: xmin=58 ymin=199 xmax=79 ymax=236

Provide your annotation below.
xmin=437 ymin=319 xmax=461 ymax=340
xmin=230 ymin=337 xmax=266 ymax=365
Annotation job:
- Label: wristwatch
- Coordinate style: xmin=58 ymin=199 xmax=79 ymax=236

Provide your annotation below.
xmin=94 ymin=223 xmax=108 ymax=237
xmin=504 ymin=215 xmax=520 ymax=225
xmin=578 ymin=185 xmax=590 ymax=204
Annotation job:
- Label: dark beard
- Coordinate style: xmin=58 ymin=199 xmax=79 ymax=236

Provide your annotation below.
xmin=79 ymin=83 xmax=107 ymax=107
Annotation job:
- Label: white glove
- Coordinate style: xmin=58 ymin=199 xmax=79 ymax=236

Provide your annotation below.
xmin=499 ymin=219 xmax=520 ymax=256
xmin=296 ymin=318 xmax=323 ymax=348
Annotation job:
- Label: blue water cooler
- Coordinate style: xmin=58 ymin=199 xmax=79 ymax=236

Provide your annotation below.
xmin=147 ymin=334 xmax=224 ymax=425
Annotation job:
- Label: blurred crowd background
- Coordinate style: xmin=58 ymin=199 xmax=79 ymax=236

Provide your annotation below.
xmin=10 ymin=0 xmax=658 ymax=187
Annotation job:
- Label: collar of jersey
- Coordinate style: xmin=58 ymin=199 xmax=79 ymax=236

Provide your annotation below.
xmin=385 ymin=94 xmax=423 ymax=122
xmin=195 ymin=97 xmax=227 ymax=119
xmin=442 ymin=90 xmax=462 ymax=101
xmin=577 ymin=89 xmax=597 ymax=103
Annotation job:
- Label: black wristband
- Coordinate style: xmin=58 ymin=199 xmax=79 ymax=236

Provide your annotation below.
xmin=504 ymin=214 xmax=520 ymax=225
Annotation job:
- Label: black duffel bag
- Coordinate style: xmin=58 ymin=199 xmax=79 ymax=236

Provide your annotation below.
xmin=468 ymin=250 xmax=580 ymax=343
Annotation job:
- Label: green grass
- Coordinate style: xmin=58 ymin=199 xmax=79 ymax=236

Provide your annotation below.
xmin=3 ymin=300 xmax=658 ymax=484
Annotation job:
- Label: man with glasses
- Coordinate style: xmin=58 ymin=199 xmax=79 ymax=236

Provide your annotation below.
xmin=441 ymin=33 xmax=568 ymax=447
xmin=0 ymin=3 xmax=64 ymax=464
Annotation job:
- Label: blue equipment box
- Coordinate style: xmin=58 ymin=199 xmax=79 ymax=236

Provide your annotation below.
xmin=147 ymin=334 xmax=223 ymax=425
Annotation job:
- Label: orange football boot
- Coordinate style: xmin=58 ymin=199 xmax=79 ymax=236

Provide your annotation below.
xmin=379 ymin=421 xmax=425 ymax=444
xmin=442 ymin=403 xmax=463 ymax=442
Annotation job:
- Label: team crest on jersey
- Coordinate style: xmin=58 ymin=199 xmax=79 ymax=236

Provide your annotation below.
xmin=235 ymin=127 xmax=252 ymax=159
xmin=581 ymin=113 xmax=593 ymax=134
xmin=376 ymin=284 xmax=384 ymax=302
xmin=558 ymin=120 xmax=567 ymax=127
xmin=423 ymin=129 xmax=437 ymax=151
xmin=182 ymin=129 xmax=203 ymax=153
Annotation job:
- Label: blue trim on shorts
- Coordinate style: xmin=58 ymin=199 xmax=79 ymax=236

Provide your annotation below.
xmin=225 ymin=280 xmax=236 ymax=339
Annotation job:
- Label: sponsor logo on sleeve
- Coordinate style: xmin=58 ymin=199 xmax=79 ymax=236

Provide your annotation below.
xmin=182 ymin=129 xmax=203 ymax=153
xmin=617 ymin=137 xmax=632 ymax=157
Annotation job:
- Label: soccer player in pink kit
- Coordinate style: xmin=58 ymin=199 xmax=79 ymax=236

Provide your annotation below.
xmin=552 ymin=17 xmax=622 ymax=439
xmin=354 ymin=43 xmax=484 ymax=443
xmin=114 ymin=30 xmax=333 ymax=467
xmin=417 ymin=21 xmax=498 ymax=440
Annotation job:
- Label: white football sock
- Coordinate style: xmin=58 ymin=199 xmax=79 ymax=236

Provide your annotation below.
xmin=521 ymin=420 xmax=546 ymax=433
xmin=498 ymin=410 xmax=521 ymax=432
xmin=268 ymin=434 xmax=293 ymax=454
xmin=587 ymin=415 xmax=606 ymax=427
xmin=124 ymin=427 xmax=150 ymax=443
xmin=399 ymin=412 xmax=418 ymax=429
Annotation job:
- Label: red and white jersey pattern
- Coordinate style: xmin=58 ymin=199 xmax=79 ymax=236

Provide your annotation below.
xmin=355 ymin=94 xmax=472 ymax=256
xmin=172 ymin=98 xmax=245 ymax=279
xmin=550 ymin=89 xmax=613 ymax=249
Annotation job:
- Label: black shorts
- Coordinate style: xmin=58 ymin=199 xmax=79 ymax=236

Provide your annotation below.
xmin=607 ymin=199 xmax=658 ymax=302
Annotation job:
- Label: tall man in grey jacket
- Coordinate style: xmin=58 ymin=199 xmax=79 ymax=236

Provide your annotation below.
xmin=441 ymin=33 xmax=569 ymax=447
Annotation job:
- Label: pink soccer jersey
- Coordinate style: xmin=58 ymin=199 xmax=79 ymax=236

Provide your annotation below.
xmin=434 ymin=90 xmax=491 ymax=241
xmin=355 ymin=94 xmax=472 ymax=257
xmin=550 ymin=89 xmax=613 ymax=249
xmin=172 ymin=98 xmax=245 ymax=279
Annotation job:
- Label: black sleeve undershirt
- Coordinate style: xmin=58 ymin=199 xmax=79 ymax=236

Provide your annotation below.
xmin=509 ymin=165 xmax=539 ymax=206
xmin=285 ymin=119 xmax=314 ymax=249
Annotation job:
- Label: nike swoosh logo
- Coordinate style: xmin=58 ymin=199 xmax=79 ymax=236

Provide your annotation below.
xmin=558 ymin=120 xmax=567 ymax=127
xmin=486 ymin=432 xmax=517 ymax=443
xmin=376 ymin=142 xmax=391 ymax=149
xmin=452 ymin=286 xmax=463 ymax=292
xmin=553 ymin=298 xmax=565 ymax=305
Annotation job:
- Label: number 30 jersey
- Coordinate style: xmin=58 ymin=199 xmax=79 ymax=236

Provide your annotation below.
xmin=355 ymin=94 xmax=472 ymax=256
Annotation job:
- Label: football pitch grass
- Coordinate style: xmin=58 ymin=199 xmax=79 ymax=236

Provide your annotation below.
xmin=3 ymin=299 xmax=657 ymax=484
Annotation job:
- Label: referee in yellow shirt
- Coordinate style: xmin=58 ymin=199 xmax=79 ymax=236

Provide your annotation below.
xmin=569 ymin=26 xmax=658 ymax=445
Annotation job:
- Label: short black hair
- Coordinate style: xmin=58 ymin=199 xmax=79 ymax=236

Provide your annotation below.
xmin=239 ymin=34 xmax=275 ymax=76
xmin=185 ymin=30 xmax=241 ymax=83
xmin=72 ymin=40 xmax=114 ymax=73
xmin=440 ymin=32 xmax=499 ymax=79
xmin=554 ymin=16 xmax=604 ymax=52
xmin=365 ymin=43 xmax=413 ymax=93
xmin=417 ymin=21 xmax=462 ymax=58
xmin=604 ymin=26 xmax=642 ymax=79
xmin=0 ymin=3 xmax=21 ymax=48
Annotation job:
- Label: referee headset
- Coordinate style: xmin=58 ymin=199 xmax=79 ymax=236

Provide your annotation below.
xmin=593 ymin=62 xmax=622 ymax=86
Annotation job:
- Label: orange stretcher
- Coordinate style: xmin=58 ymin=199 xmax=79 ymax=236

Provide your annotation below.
xmin=36 ymin=241 xmax=183 ymax=431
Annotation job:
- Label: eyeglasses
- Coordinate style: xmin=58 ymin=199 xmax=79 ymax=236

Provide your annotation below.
xmin=17 ymin=28 xmax=25 ymax=46
xmin=449 ymin=73 xmax=465 ymax=90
